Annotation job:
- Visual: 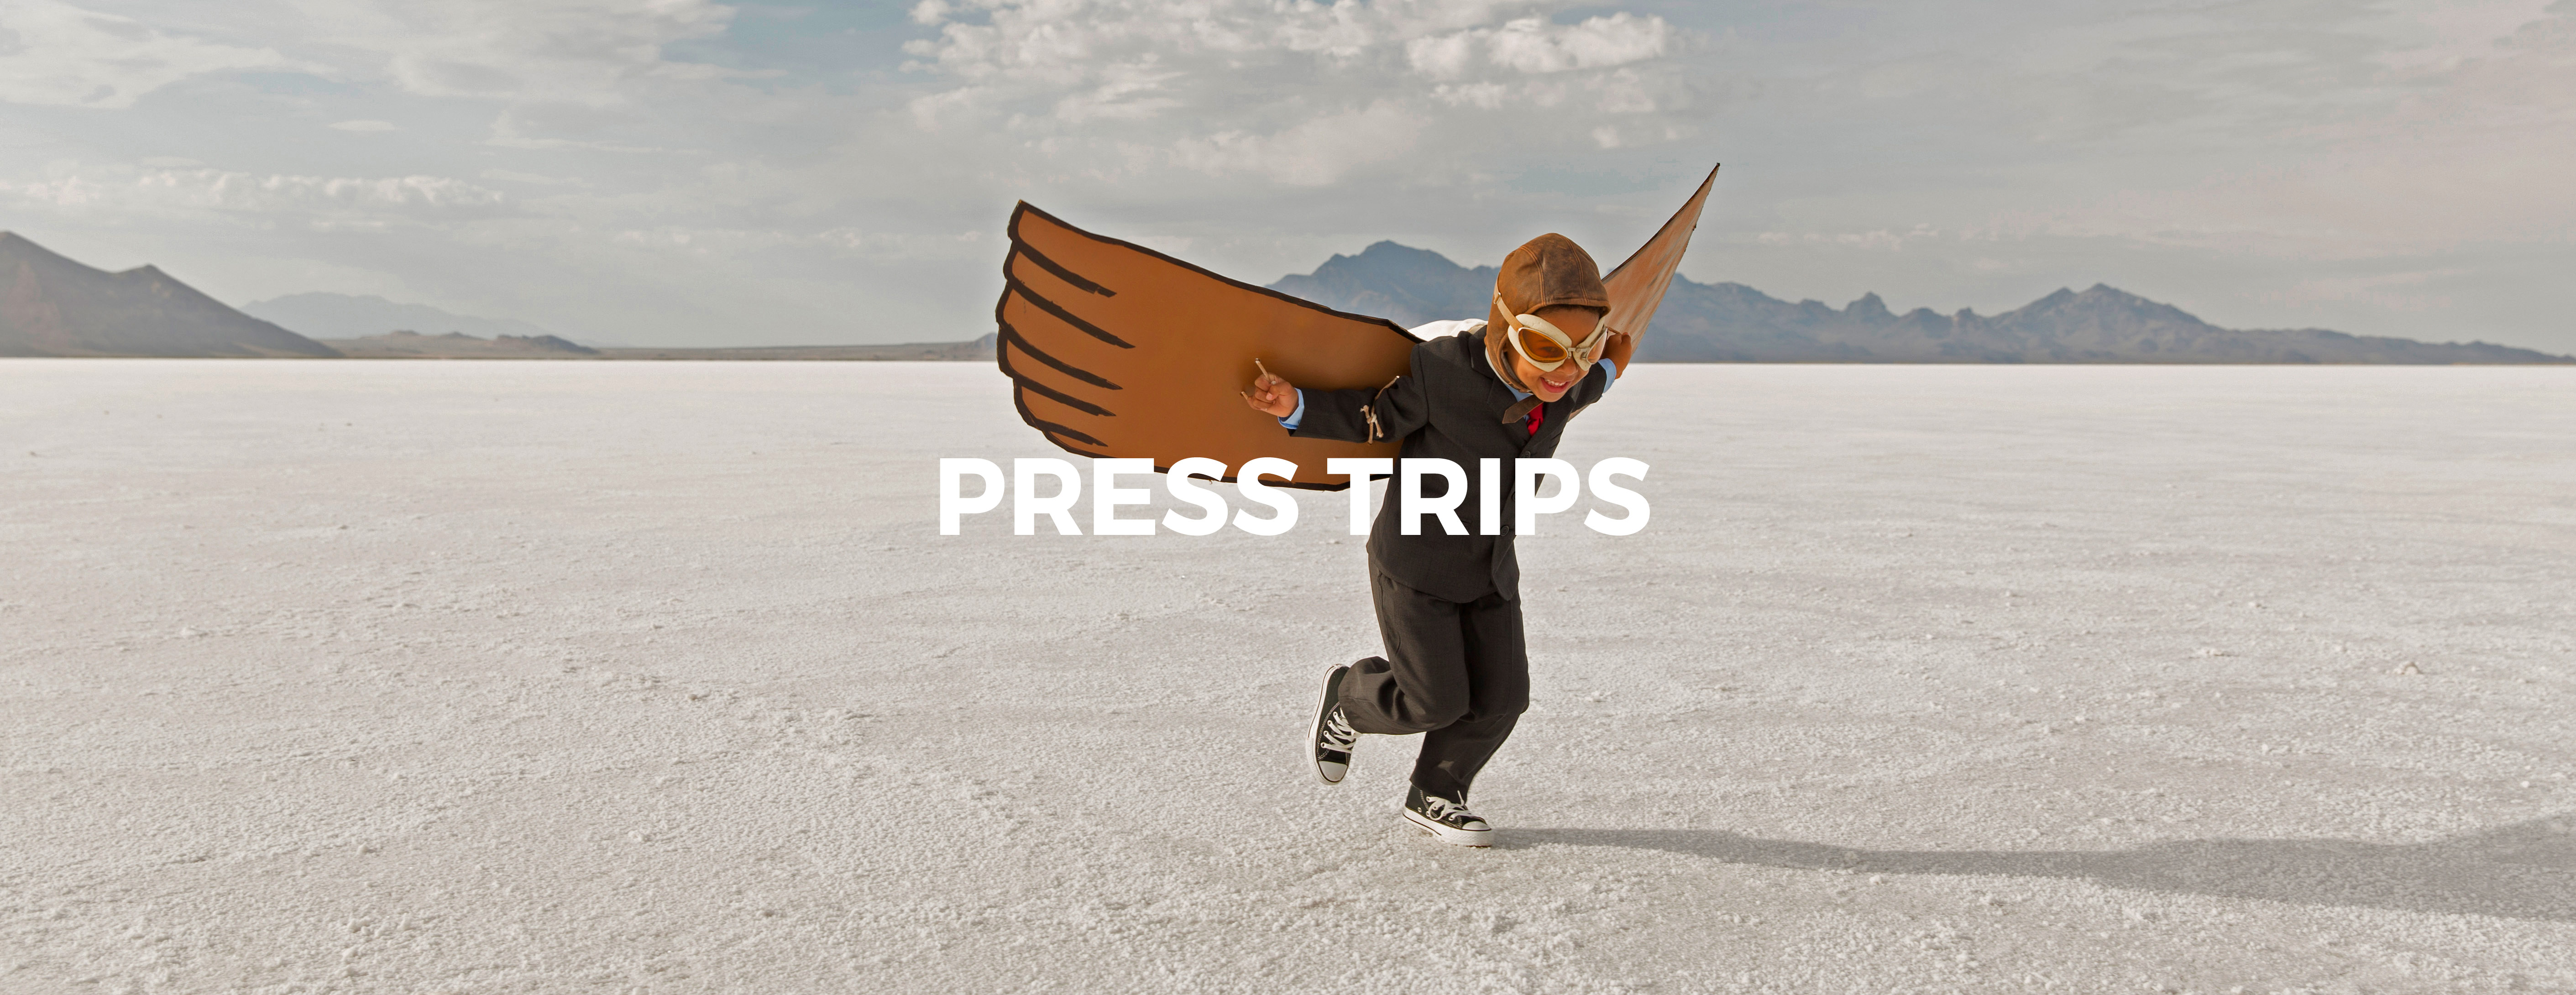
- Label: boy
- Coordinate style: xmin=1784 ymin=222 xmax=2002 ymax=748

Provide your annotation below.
xmin=1241 ymin=233 xmax=1634 ymax=846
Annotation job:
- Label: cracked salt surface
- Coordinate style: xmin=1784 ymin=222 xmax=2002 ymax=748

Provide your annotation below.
xmin=1 ymin=360 xmax=2571 ymax=993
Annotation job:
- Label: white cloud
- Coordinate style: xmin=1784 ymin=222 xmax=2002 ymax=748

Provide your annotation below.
xmin=1484 ymin=14 xmax=1671 ymax=74
xmin=1755 ymin=225 xmax=1943 ymax=252
xmin=2377 ymin=0 xmax=2560 ymax=71
xmin=1170 ymin=101 xmax=1429 ymax=186
xmin=0 ymin=0 xmax=302 ymax=108
xmin=890 ymin=0 xmax=1694 ymax=202
xmin=3 ymin=167 xmax=509 ymax=225
xmin=1408 ymin=13 xmax=1672 ymax=79
xmin=485 ymin=106 xmax=671 ymax=152
xmin=901 ymin=0 xmax=1682 ymax=122
xmin=1984 ymin=10 xmax=2576 ymax=261
xmin=2270 ymin=267 xmax=2470 ymax=312
xmin=6 ymin=0 xmax=2573 ymax=351
xmin=1405 ymin=33 xmax=1476 ymax=79
xmin=300 ymin=0 xmax=737 ymax=105
xmin=608 ymin=225 xmax=990 ymax=263
xmin=331 ymin=119 xmax=396 ymax=131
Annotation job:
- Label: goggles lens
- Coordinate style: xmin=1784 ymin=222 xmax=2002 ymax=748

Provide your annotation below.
xmin=1513 ymin=327 xmax=1570 ymax=365
xmin=1496 ymin=294 xmax=1608 ymax=375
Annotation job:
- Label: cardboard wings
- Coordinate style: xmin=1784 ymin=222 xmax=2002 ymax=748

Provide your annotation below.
xmin=994 ymin=163 xmax=1718 ymax=489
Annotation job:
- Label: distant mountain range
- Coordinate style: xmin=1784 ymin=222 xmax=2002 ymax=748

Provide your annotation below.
xmin=0 ymin=232 xmax=336 ymax=357
xmin=323 ymin=330 xmax=599 ymax=358
xmin=240 ymin=292 xmax=569 ymax=342
xmin=5 ymin=230 xmax=2563 ymax=363
xmin=1271 ymin=242 xmax=2571 ymax=364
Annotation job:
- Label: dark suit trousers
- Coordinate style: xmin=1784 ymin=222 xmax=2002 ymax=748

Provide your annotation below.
xmin=1338 ymin=570 xmax=1530 ymax=801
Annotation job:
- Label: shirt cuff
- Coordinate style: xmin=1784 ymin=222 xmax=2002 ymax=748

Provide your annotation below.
xmin=1277 ymin=389 xmax=1306 ymax=430
xmin=1599 ymin=357 xmax=1620 ymax=388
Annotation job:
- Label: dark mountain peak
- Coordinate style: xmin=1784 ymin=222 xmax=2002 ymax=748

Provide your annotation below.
xmin=1993 ymin=283 xmax=2209 ymax=333
xmin=1308 ymin=241 xmax=1480 ymax=288
xmin=497 ymin=334 xmax=600 ymax=355
xmin=1271 ymin=241 xmax=1488 ymax=328
xmin=1847 ymin=292 xmax=1891 ymax=319
xmin=2072 ymin=283 xmax=2159 ymax=309
xmin=326 ymin=330 xmax=601 ymax=357
xmin=1699 ymin=281 xmax=1778 ymax=301
xmin=0 ymin=231 xmax=337 ymax=357
xmin=0 ymin=230 xmax=78 ymax=267
xmin=1351 ymin=240 xmax=1455 ymax=264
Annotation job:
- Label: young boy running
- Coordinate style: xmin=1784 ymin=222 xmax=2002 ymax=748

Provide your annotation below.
xmin=1241 ymin=233 xmax=1633 ymax=847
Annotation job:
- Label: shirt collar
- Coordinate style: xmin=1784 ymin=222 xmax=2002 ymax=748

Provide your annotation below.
xmin=1471 ymin=325 xmax=1534 ymax=401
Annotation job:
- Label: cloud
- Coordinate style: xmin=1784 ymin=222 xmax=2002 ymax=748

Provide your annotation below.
xmin=1982 ymin=10 xmax=2576 ymax=262
xmin=891 ymin=0 xmax=1694 ymax=203
xmin=485 ymin=105 xmax=671 ymax=152
xmin=1757 ymin=225 xmax=1944 ymax=252
xmin=2269 ymin=267 xmax=2470 ymax=312
xmin=0 ymin=0 xmax=302 ymax=108
xmin=1170 ymin=101 xmax=1429 ymax=186
xmin=1480 ymin=14 xmax=1672 ymax=76
xmin=608 ymin=225 xmax=990 ymax=263
xmin=5 ymin=0 xmax=2574 ymax=352
xmin=3 ymin=167 xmax=509 ymax=226
xmin=312 ymin=0 xmax=738 ymax=106
xmin=901 ymin=0 xmax=1683 ymax=123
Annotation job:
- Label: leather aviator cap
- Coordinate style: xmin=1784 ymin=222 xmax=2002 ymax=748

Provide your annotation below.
xmin=1483 ymin=233 xmax=1609 ymax=395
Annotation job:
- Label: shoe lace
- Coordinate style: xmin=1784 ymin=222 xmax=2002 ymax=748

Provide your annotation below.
xmin=1420 ymin=793 xmax=1475 ymax=823
xmin=1320 ymin=707 xmax=1358 ymax=750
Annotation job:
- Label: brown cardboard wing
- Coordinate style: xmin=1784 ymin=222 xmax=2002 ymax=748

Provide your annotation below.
xmin=995 ymin=164 xmax=1719 ymax=489
xmin=997 ymin=203 xmax=1418 ymax=490
xmin=1600 ymin=163 xmax=1720 ymax=345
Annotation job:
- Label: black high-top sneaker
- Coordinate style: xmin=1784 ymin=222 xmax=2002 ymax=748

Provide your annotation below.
xmin=1309 ymin=664 xmax=1358 ymax=784
xmin=1403 ymin=784 xmax=1492 ymax=847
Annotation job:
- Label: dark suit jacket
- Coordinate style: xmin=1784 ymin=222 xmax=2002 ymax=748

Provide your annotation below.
xmin=1288 ymin=329 xmax=1613 ymax=602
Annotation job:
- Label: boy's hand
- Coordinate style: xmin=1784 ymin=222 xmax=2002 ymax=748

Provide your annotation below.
xmin=1244 ymin=365 xmax=1297 ymax=419
xmin=1602 ymin=327 xmax=1635 ymax=375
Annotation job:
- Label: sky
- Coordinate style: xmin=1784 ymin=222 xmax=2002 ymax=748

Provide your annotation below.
xmin=1 ymin=0 xmax=2570 ymax=351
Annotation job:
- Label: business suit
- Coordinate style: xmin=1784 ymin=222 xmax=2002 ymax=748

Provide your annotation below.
xmin=1288 ymin=327 xmax=1613 ymax=800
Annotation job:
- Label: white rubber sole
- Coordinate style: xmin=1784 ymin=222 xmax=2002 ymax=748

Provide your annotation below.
xmin=1403 ymin=807 xmax=1492 ymax=847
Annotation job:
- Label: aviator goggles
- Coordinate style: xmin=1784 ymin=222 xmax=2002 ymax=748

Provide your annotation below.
xmin=1494 ymin=293 xmax=1612 ymax=373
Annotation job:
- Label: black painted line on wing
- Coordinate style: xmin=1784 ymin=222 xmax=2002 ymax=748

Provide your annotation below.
xmin=1009 ymin=242 xmax=1115 ymax=298
xmin=1000 ymin=342 xmax=1115 ymax=417
xmin=997 ymin=321 xmax=1121 ymax=390
xmin=1005 ymin=277 xmax=1134 ymax=349
xmin=1007 ymin=201 xmax=1421 ymax=344
xmin=1011 ymin=386 xmax=1110 ymax=449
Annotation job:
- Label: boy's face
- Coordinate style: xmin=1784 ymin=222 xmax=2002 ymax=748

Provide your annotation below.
xmin=1508 ymin=305 xmax=1602 ymax=403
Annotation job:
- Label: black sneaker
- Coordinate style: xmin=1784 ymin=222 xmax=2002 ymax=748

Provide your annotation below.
xmin=1403 ymin=785 xmax=1492 ymax=847
xmin=1309 ymin=664 xmax=1358 ymax=784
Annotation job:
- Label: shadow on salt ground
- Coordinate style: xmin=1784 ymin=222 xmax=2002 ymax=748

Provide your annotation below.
xmin=1514 ymin=813 xmax=2576 ymax=922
